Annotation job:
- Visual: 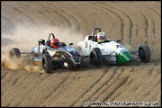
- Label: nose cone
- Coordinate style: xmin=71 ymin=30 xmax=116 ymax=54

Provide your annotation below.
xmin=116 ymin=50 xmax=132 ymax=64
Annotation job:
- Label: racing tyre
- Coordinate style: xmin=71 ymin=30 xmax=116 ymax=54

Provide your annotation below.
xmin=42 ymin=54 xmax=52 ymax=73
xmin=90 ymin=48 xmax=102 ymax=67
xmin=138 ymin=44 xmax=151 ymax=63
xmin=9 ymin=48 xmax=21 ymax=60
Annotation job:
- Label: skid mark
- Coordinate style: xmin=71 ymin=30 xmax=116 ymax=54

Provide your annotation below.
xmin=1 ymin=70 xmax=10 ymax=80
xmin=11 ymin=73 xmax=53 ymax=106
xmin=107 ymin=2 xmax=134 ymax=46
xmin=71 ymin=67 xmax=109 ymax=106
xmin=102 ymin=76 xmax=129 ymax=102
xmin=141 ymin=13 xmax=149 ymax=42
xmin=42 ymin=77 xmax=69 ymax=101
xmin=11 ymin=71 xmax=27 ymax=87
xmin=39 ymin=72 xmax=82 ymax=106
xmin=62 ymin=10 xmax=81 ymax=32
xmin=17 ymin=73 xmax=67 ymax=106
xmin=79 ymin=67 xmax=121 ymax=106
xmin=20 ymin=2 xmax=55 ymax=26
xmin=3 ymin=3 xmax=37 ymax=25
xmin=51 ymin=71 xmax=104 ymax=106
xmin=94 ymin=68 xmax=127 ymax=101
xmin=94 ymin=2 xmax=124 ymax=43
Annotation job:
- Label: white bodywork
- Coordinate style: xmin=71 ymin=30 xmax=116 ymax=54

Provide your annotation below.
xmin=78 ymin=35 xmax=129 ymax=62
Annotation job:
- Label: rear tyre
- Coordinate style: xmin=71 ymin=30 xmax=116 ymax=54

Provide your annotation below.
xmin=42 ymin=54 xmax=52 ymax=73
xmin=9 ymin=48 xmax=21 ymax=60
xmin=138 ymin=44 xmax=151 ymax=63
xmin=90 ymin=48 xmax=102 ymax=67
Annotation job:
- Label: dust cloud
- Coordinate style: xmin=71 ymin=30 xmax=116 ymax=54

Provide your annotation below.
xmin=1 ymin=22 xmax=84 ymax=72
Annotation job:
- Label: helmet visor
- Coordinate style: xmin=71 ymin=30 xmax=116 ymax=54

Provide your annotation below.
xmin=53 ymin=42 xmax=59 ymax=46
xmin=98 ymin=35 xmax=106 ymax=40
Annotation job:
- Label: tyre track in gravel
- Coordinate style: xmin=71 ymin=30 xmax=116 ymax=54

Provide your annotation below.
xmin=139 ymin=7 xmax=160 ymax=59
xmin=89 ymin=2 xmax=124 ymax=39
xmin=71 ymin=66 xmax=109 ymax=106
xmin=42 ymin=68 xmax=107 ymax=106
xmin=94 ymin=65 xmax=146 ymax=102
xmin=85 ymin=67 xmax=125 ymax=104
xmin=130 ymin=68 xmax=159 ymax=101
xmin=72 ymin=66 xmax=120 ymax=106
xmin=2 ymin=2 xmax=37 ymax=25
xmin=141 ymin=13 xmax=149 ymax=44
xmin=19 ymin=2 xmax=55 ymax=26
xmin=18 ymin=69 xmax=85 ymax=106
xmin=94 ymin=67 xmax=129 ymax=102
xmin=36 ymin=2 xmax=71 ymax=27
xmin=103 ymin=2 xmax=143 ymax=50
xmin=15 ymin=70 xmax=68 ymax=106
xmin=90 ymin=2 xmax=124 ymax=43
xmin=2 ymin=71 xmax=36 ymax=106
xmin=61 ymin=9 xmax=81 ymax=32
xmin=134 ymin=2 xmax=161 ymax=59
xmin=1 ymin=5 xmax=25 ymax=24
xmin=38 ymin=2 xmax=82 ymax=28
xmin=141 ymin=1 xmax=161 ymax=16
xmin=141 ymin=12 xmax=156 ymax=57
xmin=89 ymin=2 xmax=114 ymax=35
xmin=102 ymin=76 xmax=129 ymax=102
xmin=108 ymin=2 xmax=160 ymax=58
xmin=1 ymin=68 xmax=10 ymax=80
xmin=64 ymin=2 xmax=109 ymax=36
xmin=2 ymin=67 xmax=52 ymax=106
xmin=111 ymin=66 xmax=159 ymax=102
xmin=17 ymin=74 xmax=69 ymax=106
xmin=39 ymin=70 xmax=87 ymax=106
xmin=103 ymin=2 xmax=133 ymax=46
xmin=106 ymin=67 xmax=136 ymax=101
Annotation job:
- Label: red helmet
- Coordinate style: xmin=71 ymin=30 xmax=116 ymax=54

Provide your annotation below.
xmin=50 ymin=38 xmax=60 ymax=48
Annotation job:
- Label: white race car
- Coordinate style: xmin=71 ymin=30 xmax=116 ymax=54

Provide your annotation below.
xmin=78 ymin=28 xmax=151 ymax=67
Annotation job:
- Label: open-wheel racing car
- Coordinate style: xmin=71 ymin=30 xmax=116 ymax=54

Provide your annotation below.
xmin=77 ymin=28 xmax=151 ymax=67
xmin=9 ymin=33 xmax=82 ymax=73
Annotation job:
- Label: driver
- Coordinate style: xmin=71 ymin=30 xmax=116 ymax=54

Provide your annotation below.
xmin=50 ymin=38 xmax=60 ymax=48
xmin=97 ymin=32 xmax=106 ymax=43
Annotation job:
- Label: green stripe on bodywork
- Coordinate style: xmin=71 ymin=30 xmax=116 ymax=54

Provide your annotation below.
xmin=116 ymin=51 xmax=132 ymax=64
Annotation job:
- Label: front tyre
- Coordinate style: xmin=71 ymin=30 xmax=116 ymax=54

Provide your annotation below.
xmin=90 ymin=48 xmax=102 ymax=67
xmin=42 ymin=54 xmax=52 ymax=73
xmin=138 ymin=44 xmax=151 ymax=63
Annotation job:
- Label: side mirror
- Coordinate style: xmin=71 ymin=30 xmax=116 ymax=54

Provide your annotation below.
xmin=38 ymin=39 xmax=45 ymax=45
xmin=116 ymin=39 xmax=121 ymax=43
xmin=69 ymin=43 xmax=73 ymax=46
